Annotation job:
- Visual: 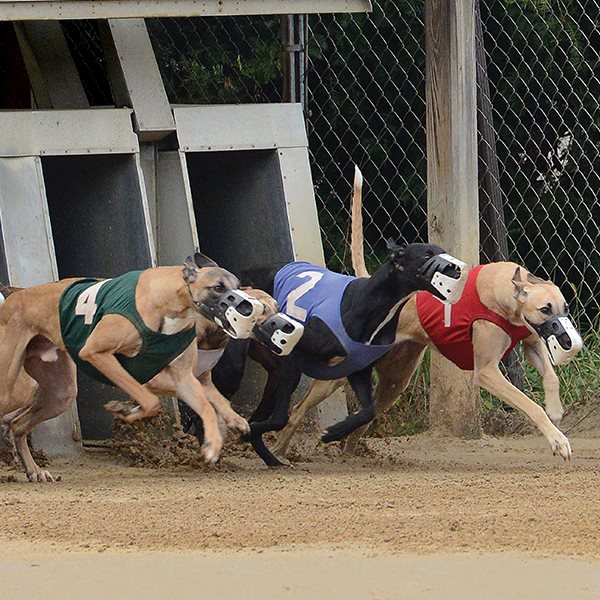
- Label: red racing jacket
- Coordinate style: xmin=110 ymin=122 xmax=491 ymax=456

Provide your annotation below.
xmin=415 ymin=265 xmax=531 ymax=370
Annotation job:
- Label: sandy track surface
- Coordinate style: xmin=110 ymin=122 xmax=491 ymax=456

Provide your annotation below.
xmin=2 ymin=431 xmax=600 ymax=598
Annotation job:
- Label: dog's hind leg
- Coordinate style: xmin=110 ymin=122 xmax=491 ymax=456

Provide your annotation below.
xmin=343 ymin=341 xmax=427 ymax=454
xmin=1 ymin=406 xmax=28 ymax=466
xmin=0 ymin=318 xmax=36 ymax=413
xmin=6 ymin=349 xmax=78 ymax=482
xmin=272 ymin=378 xmax=344 ymax=458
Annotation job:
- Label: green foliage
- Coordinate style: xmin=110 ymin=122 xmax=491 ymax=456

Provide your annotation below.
xmin=147 ymin=17 xmax=283 ymax=105
xmin=308 ymin=0 xmax=599 ymax=328
xmin=481 ymin=0 xmax=600 ymax=329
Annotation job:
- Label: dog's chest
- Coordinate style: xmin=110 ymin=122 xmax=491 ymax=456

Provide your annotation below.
xmin=161 ymin=316 xmax=194 ymax=334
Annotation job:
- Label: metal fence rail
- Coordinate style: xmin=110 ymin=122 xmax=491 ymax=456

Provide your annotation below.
xmin=65 ymin=2 xmax=599 ymax=329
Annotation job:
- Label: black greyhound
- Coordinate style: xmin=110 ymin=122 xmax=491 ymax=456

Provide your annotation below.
xmin=181 ymin=239 xmax=467 ymax=467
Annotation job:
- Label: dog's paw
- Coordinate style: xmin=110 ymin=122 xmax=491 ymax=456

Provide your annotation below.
xmin=104 ymin=400 xmax=136 ymax=419
xmin=27 ymin=469 xmax=57 ymax=483
xmin=201 ymin=438 xmax=223 ymax=465
xmin=548 ymin=430 xmax=572 ymax=461
xmin=226 ymin=414 xmax=250 ymax=434
xmin=268 ymin=456 xmax=294 ymax=469
xmin=321 ymin=424 xmax=346 ymax=444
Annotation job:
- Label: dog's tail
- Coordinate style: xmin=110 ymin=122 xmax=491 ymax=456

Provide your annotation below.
xmin=351 ymin=165 xmax=371 ymax=278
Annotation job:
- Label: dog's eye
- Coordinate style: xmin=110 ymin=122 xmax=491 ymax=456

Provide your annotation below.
xmin=213 ymin=284 xmax=225 ymax=293
xmin=540 ymin=306 xmax=552 ymax=315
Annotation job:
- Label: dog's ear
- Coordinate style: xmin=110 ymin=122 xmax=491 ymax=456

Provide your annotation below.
xmin=387 ymin=238 xmax=406 ymax=271
xmin=192 ymin=251 xmax=218 ymax=269
xmin=512 ymin=267 xmax=528 ymax=302
xmin=182 ymin=251 xmax=218 ymax=282
xmin=386 ymin=237 xmax=402 ymax=252
xmin=526 ymin=272 xmax=548 ymax=285
xmin=182 ymin=255 xmax=199 ymax=283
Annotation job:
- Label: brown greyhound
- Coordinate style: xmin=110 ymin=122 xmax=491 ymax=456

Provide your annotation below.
xmin=0 ymin=254 xmax=277 ymax=482
xmin=272 ymin=174 xmax=582 ymax=461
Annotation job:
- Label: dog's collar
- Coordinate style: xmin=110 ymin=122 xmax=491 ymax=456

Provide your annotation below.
xmin=185 ymin=281 xmax=205 ymax=313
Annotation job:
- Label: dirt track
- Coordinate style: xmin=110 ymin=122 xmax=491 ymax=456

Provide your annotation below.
xmin=2 ymin=426 xmax=600 ymax=598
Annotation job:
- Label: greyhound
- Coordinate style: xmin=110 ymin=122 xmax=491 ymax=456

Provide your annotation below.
xmin=0 ymin=253 xmax=278 ymax=481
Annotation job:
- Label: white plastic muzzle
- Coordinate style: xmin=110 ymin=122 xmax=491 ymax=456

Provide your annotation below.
xmin=425 ymin=254 xmax=469 ymax=304
xmin=203 ymin=289 xmax=265 ymax=339
xmin=252 ymin=313 xmax=305 ymax=356
xmin=540 ymin=316 xmax=583 ymax=366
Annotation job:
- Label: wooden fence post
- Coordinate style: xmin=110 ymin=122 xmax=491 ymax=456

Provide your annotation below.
xmin=425 ymin=0 xmax=481 ymax=437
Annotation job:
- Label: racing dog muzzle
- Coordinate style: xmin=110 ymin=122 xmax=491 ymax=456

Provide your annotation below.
xmin=526 ymin=315 xmax=583 ymax=366
xmin=418 ymin=253 xmax=469 ymax=303
xmin=252 ymin=313 xmax=305 ymax=356
xmin=200 ymin=289 xmax=265 ymax=339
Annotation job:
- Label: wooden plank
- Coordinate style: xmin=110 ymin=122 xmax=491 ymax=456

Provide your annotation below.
xmin=155 ymin=151 xmax=199 ymax=266
xmin=425 ymin=0 xmax=480 ymax=437
xmin=0 ymin=109 xmax=138 ymax=156
xmin=173 ymin=104 xmax=308 ymax=152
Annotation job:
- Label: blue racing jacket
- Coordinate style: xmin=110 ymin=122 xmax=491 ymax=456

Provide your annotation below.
xmin=273 ymin=262 xmax=394 ymax=380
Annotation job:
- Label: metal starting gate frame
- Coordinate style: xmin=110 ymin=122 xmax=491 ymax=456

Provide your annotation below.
xmin=0 ymin=0 xmax=371 ymax=453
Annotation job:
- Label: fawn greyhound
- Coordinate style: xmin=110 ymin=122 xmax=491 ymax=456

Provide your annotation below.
xmin=0 ymin=253 xmax=278 ymax=481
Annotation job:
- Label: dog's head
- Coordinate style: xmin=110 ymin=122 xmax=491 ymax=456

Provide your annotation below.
xmin=182 ymin=253 xmax=281 ymax=339
xmin=386 ymin=239 xmax=468 ymax=303
xmin=182 ymin=251 xmax=240 ymax=308
xmin=512 ymin=267 xmax=583 ymax=365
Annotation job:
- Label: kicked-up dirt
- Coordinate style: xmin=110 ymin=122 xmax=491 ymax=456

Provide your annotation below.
xmin=2 ymin=407 xmax=600 ymax=599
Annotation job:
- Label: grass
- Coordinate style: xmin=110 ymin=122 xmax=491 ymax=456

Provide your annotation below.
xmin=365 ymin=323 xmax=600 ymax=438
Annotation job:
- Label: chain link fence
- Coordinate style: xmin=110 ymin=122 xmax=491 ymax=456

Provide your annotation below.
xmin=63 ymin=2 xmax=599 ymax=331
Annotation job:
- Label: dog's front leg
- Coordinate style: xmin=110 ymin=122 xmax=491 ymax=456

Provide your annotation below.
xmin=247 ymin=358 xmax=303 ymax=467
xmin=79 ymin=315 xmax=161 ymax=421
xmin=174 ymin=372 xmax=223 ymax=464
xmin=472 ymin=321 xmax=571 ymax=459
xmin=197 ymin=370 xmax=250 ymax=435
xmin=523 ymin=337 xmax=563 ymax=425
xmin=321 ymin=367 xmax=374 ymax=443
xmin=148 ymin=345 xmax=224 ymax=464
